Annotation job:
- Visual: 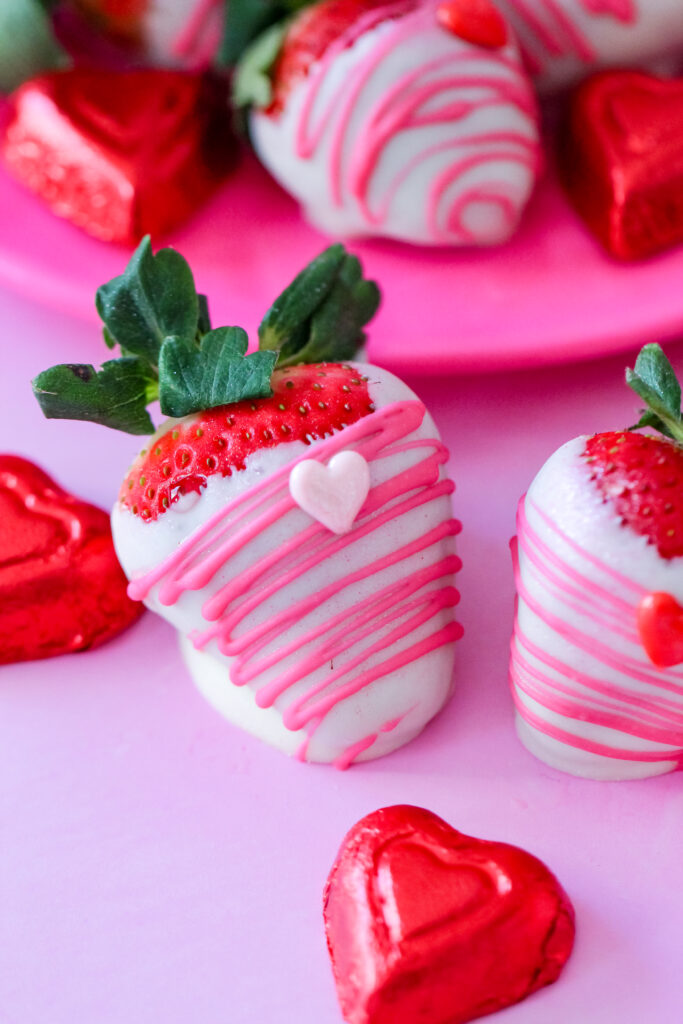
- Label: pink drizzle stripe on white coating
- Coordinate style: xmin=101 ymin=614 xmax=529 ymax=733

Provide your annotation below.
xmin=171 ymin=0 xmax=223 ymax=66
xmin=128 ymin=400 xmax=463 ymax=766
xmin=500 ymin=0 xmax=636 ymax=72
xmin=292 ymin=2 xmax=539 ymax=243
xmin=510 ymin=496 xmax=683 ymax=766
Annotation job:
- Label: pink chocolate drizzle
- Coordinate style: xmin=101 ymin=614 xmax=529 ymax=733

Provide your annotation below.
xmin=287 ymin=1 xmax=540 ymax=243
xmin=510 ymin=496 xmax=683 ymax=767
xmin=501 ymin=0 xmax=637 ymax=73
xmin=171 ymin=0 xmax=224 ymax=67
xmin=128 ymin=400 xmax=463 ymax=767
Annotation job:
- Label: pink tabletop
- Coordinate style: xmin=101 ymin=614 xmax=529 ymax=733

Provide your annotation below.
xmin=2 ymin=281 xmax=682 ymax=1024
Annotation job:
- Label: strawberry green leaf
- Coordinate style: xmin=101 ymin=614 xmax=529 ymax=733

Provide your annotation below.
xmin=0 ymin=0 xmax=67 ymax=92
xmin=32 ymin=359 xmax=157 ymax=435
xmin=158 ymin=327 xmax=277 ymax=418
xmin=218 ymin=0 xmax=314 ymax=67
xmin=626 ymin=344 xmax=683 ymax=444
xmin=95 ymin=236 xmax=199 ymax=367
xmin=233 ymin=21 xmax=288 ymax=109
xmin=258 ymin=245 xmax=380 ymax=367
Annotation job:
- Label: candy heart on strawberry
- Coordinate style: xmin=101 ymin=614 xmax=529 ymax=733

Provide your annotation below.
xmin=511 ymin=342 xmax=683 ymax=780
xmin=324 ymin=805 xmax=575 ymax=1024
xmin=234 ymin=0 xmax=541 ymax=247
xmin=33 ymin=239 xmax=462 ymax=766
xmin=0 ymin=455 xmax=143 ymax=664
xmin=2 ymin=67 xmax=235 ymax=243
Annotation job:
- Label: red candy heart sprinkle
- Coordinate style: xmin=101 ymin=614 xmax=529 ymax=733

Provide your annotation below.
xmin=436 ymin=0 xmax=508 ymax=50
xmin=324 ymin=805 xmax=575 ymax=1024
xmin=0 ymin=455 xmax=143 ymax=664
xmin=637 ymin=592 xmax=683 ymax=669
xmin=560 ymin=70 xmax=683 ymax=261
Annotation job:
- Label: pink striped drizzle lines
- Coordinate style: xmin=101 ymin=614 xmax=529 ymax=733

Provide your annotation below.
xmin=294 ymin=1 xmax=540 ymax=243
xmin=171 ymin=0 xmax=224 ymax=67
xmin=501 ymin=0 xmax=637 ymax=73
xmin=129 ymin=401 xmax=463 ymax=768
xmin=510 ymin=496 xmax=683 ymax=766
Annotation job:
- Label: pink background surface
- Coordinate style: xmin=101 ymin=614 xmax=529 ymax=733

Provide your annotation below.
xmin=3 ymin=152 xmax=683 ymax=375
xmin=2 ymin=279 xmax=683 ymax=1024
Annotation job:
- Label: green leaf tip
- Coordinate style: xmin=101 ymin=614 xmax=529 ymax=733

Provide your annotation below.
xmin=95 ymin=235 xmax=200 ymax=365
xmin=626 ymin=343 xmax=683 ymax=444
xmin=32 ymin=359 xmax=157 ymax=435
xmin=217 ymin=0 xmax=315 ymax=68
xmin=258 ymin=244 xmax=381 ymax=368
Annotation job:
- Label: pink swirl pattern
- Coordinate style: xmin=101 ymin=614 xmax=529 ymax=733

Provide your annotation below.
xmin=128 ymin=400 xmax=463 ymax=767
xmin=510 ymin=495 xmax=683 ymax=770
xmin=253 ymin=1 xmax=540 ymax=245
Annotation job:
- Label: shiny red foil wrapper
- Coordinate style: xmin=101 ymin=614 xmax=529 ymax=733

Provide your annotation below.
xmin=560 ymin=70 xmax=683 ymax=261
xmin=324 ymin=805 xmax=575 ymax=1024
xmin=0 ymin=455 xmax=143 ymax=665
xmin=2 ymin=68 xmax=235 ymax=243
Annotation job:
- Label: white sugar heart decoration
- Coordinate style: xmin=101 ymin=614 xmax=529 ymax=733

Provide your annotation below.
xmin=289 ymin=451 xmax=371 ymax=535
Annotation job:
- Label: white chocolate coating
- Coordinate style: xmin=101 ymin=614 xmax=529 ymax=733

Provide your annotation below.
xmin=112 ymin=364 xmax=461 ymax=766
xmin=511 ymin=437 xmax=683 ymax=780
xmin=250 ymin=2 xmax=541 ymax=247
xmin=497 ymin=0 xmax=683 ymax=91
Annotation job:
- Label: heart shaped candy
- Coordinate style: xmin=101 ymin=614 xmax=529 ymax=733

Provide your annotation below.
xmin=637 ymin=592 xmax=683 ymax=669
xmin=324 ymin=806 xmax=575 ymax=1024
xmin=0 ymin=455 xmax=143 ymax=664
xmin=289 ymin=451 xmax=370 ymax=535
xmin=2 ymin=68 xmax=234 ymax=243
xmin=560 ymin=70 xmax=683 ymax=260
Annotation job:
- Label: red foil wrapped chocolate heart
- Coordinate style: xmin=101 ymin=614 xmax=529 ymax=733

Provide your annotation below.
xmin=560 ymin=70 xmax=683 ymax=261
xmin=0 ymin=455 xmax=143 ymax=664
xmin=2 ymin=68 xmax=235 ymax=243
xmin=324 ymin=805 xmax=575 ymax=1024
xmin=638 ymin=592 xmax=683 ymax=669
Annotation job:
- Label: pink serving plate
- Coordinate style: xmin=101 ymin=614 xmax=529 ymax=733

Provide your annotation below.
xmin=1 ymin=147 xmax=683 ymax=373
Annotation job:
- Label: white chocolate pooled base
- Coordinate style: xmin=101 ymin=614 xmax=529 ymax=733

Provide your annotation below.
xmin=511 ymin=437 xmax=683 ymax=781
xmin=112 ymin=364 xmax=460 ymax=766
xmin=250 ymin=3 xmax=540 ymax=248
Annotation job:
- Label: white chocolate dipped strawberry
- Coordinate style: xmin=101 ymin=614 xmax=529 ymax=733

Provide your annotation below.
xmin=236 ymin=0 xmax=541 ymax=247
xmin=495 ymin=0 xmax=683 ymax=91
xmin=33 ymin=240 xmax=462 ymax=767
xmin=68 ymin=0 xmax=225 ymax=67
xmin=511 ymin=344 xmax=683 ymax=781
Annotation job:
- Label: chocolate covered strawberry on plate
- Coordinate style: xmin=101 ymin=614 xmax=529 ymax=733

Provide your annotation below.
xmin=33 ymin=239 xmax=463 ymax=767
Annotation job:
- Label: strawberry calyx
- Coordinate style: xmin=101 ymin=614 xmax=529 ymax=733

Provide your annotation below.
xmin=119 ymin=363 xmax=374 ymax=521
xmin=581 ymin=344 xmax=683 ymax=559
xmin=32 ymin=237 xmax=380 ymax=435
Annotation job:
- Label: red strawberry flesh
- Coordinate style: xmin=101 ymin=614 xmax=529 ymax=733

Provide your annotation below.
xmin=268 ymin=0 xmax=421 ymax=115
xmin=583 ymin=431 xmax=683 ymax=559
xmin=120 ymin=363 xmax=374 ymax=522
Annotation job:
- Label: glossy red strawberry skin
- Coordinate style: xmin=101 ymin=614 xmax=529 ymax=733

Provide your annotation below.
xmin=120 ymin=363 xmax=374 ymax=522
xmin=268 ymin=0 xmax=420 ymax=115
xmin=583 ymin=431 xmax=683 ymax=559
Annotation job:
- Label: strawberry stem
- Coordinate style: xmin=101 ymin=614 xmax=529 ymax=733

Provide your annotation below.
xmin=627 ymin=344 xmax=683 ymax=444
